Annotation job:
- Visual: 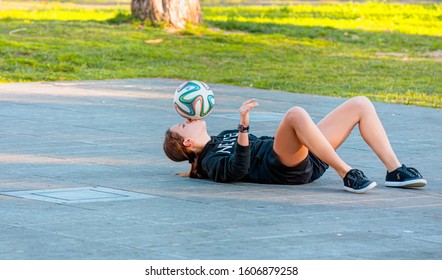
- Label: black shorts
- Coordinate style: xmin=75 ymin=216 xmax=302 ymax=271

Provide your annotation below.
xmin=264 ymin=150 xmax=329 ymax=185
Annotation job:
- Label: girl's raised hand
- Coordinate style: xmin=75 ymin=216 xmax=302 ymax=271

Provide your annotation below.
xmin=239 ymin=99 xmax=259 ymax=127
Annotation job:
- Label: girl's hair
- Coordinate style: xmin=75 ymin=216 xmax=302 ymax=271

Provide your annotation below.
xmin=163 ymin=128 xmax=202 ymax=178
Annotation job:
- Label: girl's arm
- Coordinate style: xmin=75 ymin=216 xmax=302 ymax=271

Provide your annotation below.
xmin=201 ymin=100 xmax=260 ymax=182
xmin=237 ymin=99 xmax=259 ymax=147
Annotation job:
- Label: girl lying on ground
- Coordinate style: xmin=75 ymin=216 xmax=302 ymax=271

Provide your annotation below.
xmin=163 ymin=96 xmax=426 ymax=193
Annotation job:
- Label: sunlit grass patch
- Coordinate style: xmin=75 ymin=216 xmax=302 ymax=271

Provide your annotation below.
xmin=0 ymin=1 xmax=127 ymax=21
xmin=203 ymin=3 xmax=442 ymax=36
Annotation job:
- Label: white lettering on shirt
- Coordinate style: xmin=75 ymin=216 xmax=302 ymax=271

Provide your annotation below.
xmin=216 ymin=132 xmax=238 ymax=154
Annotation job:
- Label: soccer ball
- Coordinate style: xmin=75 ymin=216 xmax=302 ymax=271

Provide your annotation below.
xmin=173 ymin=80 xmax=215 ymax=120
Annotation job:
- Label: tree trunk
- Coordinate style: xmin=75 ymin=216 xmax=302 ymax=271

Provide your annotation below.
xmin=131 ymin=0 xmax=202 ymax=29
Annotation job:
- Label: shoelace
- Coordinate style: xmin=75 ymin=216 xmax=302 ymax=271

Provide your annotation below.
xmin=350 ymin=169 xmax=365 ymax=180
xmin=404 ymin=166 xmax=422 ymax=178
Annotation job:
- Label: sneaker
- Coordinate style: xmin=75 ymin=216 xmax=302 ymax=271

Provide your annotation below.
xmin=343 ymin=169 xmax=377 ymax=194
xmin=385 ymin=164 xmax=427 ymax=188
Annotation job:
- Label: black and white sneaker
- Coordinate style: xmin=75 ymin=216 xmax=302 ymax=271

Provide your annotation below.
xmin=385 ymin=164 xmax=427 ymax=188
xmin=343 ymin=169 xmax=377 ymax=194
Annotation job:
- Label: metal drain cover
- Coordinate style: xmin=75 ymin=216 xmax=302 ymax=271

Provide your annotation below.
xmin=0 ymin=187 xmax=156 ymax=204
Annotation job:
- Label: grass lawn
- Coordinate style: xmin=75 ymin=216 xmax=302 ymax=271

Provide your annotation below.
xmin=0 ymin=1 xmax=440 ymax=107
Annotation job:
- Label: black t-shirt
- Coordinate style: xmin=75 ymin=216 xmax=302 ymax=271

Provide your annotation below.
xmin=197 ymin=130 xmax=322 ymax=184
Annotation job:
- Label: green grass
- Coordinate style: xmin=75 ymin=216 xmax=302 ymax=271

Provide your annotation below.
xmin=0 ymin=1 xmax=441 ymax=107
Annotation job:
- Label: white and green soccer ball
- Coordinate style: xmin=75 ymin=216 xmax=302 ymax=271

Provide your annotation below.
xmin=174 ymin=80 xmax=215 ymax=120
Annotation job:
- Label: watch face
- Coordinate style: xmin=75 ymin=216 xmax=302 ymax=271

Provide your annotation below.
xmin=238 ymin=124 xmax=248 ymax=132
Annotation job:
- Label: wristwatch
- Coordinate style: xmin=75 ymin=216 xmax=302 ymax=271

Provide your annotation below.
xmin=237 ymin=124 xmax=249 ymax=133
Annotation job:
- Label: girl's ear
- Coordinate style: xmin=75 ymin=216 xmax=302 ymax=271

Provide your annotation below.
xmin=183 ymin=138 xmax=193 ymax=147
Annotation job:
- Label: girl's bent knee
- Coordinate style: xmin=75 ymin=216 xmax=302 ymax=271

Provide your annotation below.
xmin=348 ymin=96 xmax=375 ymax=113
xmin=284 ymin=106 xmax=310 ymax=124
xmin=351 ymin=96 xmax=372 ymax=107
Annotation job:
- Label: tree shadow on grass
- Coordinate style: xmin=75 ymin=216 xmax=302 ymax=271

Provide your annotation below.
xmin=106 ymin=11 xmax=136 ymax=25
xmin=205 ymin=19 xmax=442 ymax=53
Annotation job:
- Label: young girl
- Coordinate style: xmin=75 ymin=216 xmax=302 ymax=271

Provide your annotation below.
xmin=163 ymin=96 xmax=426 ymax=193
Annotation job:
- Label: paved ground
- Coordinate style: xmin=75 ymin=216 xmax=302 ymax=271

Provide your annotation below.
xmin=0 ymin=78 xmax=441 ymax=260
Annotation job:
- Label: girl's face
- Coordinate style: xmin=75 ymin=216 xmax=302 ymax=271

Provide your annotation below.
xmin=170 ymin=119 xmax=207 ymax=140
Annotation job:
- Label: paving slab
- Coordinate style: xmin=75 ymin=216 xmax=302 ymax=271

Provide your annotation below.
xmin=0 ymin=78 xmax=441 ymax=260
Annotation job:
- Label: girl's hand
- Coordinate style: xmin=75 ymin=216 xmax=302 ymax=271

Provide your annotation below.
xmin=176 ymin=171 xmax=190 ymax=177
xmin=239 ymin=99 xmax=259 ymax=127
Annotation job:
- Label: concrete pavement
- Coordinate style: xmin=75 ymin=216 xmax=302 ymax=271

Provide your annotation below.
xmin=0 ymin=78 xmax=441 ymax=259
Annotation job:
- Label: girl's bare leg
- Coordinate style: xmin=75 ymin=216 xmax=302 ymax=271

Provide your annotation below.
xmin=316 ymin=96 xmax=401 ymax=172
xmin=273 ymin=96 xmax=401 ymax=178
xmin=273 ymin=107 xmax=352 ymax=178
